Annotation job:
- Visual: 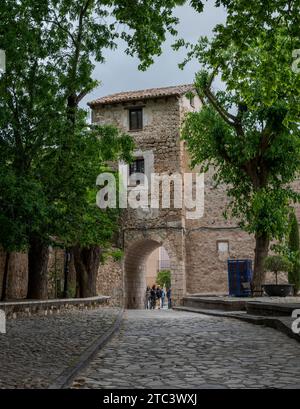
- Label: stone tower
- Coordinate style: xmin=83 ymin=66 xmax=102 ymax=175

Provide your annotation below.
xmin=89 ymin=84 xmax=255 ymax=308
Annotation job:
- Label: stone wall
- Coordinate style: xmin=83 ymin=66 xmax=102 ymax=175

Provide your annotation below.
xmin=93 ymin=97 xmax=185 ymax=230
xmin=183 ymin=164 xmax=256 ymax=294
xmin=145 ymin=248 xmax=160 ymax=287
xmin=97 ymin=255 xmax=123 ymax=307
xmin=0 ymin=295 xmax=110 ymax=320
xmin=186 ymin=229 xmax=255 ymax=294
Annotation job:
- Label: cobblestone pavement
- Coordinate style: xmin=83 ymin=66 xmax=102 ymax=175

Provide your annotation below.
xmin=0 ymin=307 xmax=120 ymax=389
xmin=72 ymin=309 xmax=300 ymax=389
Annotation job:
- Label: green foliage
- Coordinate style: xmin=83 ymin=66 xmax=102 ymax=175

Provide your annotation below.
xmin=264 ymin=255 xmax=292 ymax=274
xmin=47 ymin=125 xmax=135 ymax=249
xmin=288 ymin=212 xmax=300 ymax=254
xmin=182 ymin=29 xmax=300 ymax=242
xmin=111 ymin=249 xmax=124 ymax=262
xmin=0 ymin=166 xmax=49 ymax=251
xmin=100 ymin=248 xmax=123 ymax=264
xmin=182 ymin=89 xmax=300 ymax=241
xmin=156 ymin=270 xmax=171 ymax=289
xmin=180 ymin=3 xmax=300 ymax=289
xmin=264 ymin=253 xmax=293 ymax=287
xmin=180 ymin=1 xmax=300 ymax=122
xmin=288 ymin=212 xmax=300 ymax=294
xmin=0 ymin=0 xmax=188 ymax=254
xmin=264 ymin=255 xmax=292 ymax=284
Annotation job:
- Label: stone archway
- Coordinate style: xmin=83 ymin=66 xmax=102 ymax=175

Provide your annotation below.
xmin=124 ymin=239 xmax=160 ymax=309
xmin=123 ymin=229 xmax=186 ymax=309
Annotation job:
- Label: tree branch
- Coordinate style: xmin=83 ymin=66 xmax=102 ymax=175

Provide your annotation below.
xmin=76 ymin=88 xmax=90 ymax=104
xmin=204 ymin=87 xmax=237 ymax=126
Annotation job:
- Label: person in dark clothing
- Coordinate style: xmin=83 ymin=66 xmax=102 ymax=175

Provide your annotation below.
xmin=156 ymin=286 xmax=162 ymax=309
xmin=160 ymin=288 xmax=166 ymax=309
xmin=145 ymin=286 xmax=151 ymax=309
xmin=167 ymin=288 xmax=172 ymax=309
xmin=150 ymin=285 xmax=157 ymax=310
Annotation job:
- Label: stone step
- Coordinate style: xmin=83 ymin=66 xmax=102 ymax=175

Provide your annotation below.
xmin=182 ymin=296 xmax=300 ymax=317
xmin=182 ymin=296 xmax=247 ymax=311
xmin=175 ymin=305 xmax=246 ymax=318
xmin=246 ymin=301 xmax=300 ymax=317
xmin=174 ymin=306 xmax=300 ymax=343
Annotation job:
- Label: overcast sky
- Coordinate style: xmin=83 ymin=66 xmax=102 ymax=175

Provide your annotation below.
xmin=82 ymin=2 xmax=226 ymax=110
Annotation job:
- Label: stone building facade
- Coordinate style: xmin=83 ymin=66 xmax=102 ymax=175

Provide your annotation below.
xmin=89 ymin=84 xmax=258 ymax=308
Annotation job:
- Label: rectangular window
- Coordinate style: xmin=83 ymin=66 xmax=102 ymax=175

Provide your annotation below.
xmin=129 ymin=108 xmax=143 ymax=131
xmin=217 ymin=241 xmax=229 ymax=253
xmin=129 ymin=158 xmax=145 ymax=176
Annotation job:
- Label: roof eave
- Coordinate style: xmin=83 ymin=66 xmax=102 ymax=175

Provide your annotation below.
xmin=88 ymin=92 xmax=189 ymax=109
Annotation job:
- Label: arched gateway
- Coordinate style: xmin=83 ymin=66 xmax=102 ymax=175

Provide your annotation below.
xmin=124 ymin=230 xmax=186 ymax=309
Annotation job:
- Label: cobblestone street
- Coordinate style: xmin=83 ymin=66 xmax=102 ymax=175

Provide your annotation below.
xmin=73 ymin=310 xmax=300 ymax=389
xmin=0 ymin=308 xmax=120 ymax=389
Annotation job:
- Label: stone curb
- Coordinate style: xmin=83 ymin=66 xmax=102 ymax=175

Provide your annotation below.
xmin=48 ymin=308 xmax=124 ymax=389
xmin=174 ymin=306 xmax=300 ymax=343
xmin=0 ymin=295 xmax=110 ymax=308
xmin=0 ymin=296 xmax=111 ymax=320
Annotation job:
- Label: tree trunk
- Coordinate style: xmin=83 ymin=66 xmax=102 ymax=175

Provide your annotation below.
xmin=63 ymin=250 xmax=71 ymax=298
xmin=73 ymin=245 xmax=100 ymax=298
xmin=73 ymin=246 xmax=88 ymax=298
xmin=252 ymin=233 xmax=270 ymax=295
xmin=27 ymin=236 xmax=49 ymax=299
xmin=1 ymin=252 xmax=10 ymax=301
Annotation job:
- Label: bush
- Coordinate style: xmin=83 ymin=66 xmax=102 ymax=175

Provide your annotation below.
xmin=111 ymin=249 xmax=124 ymax=262
xmin=101 ymin=248 xmax=124 ymax=264
xmin=156 ymin=270 xmax=171 ymax=289
xmin=288 ymin=212 xmax=300 ymax=295
xmin=264 ymin=255 xmax=293 ymax=285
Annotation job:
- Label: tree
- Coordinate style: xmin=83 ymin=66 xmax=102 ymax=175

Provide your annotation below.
xmin=156 ymin=270 xmax=171 ymax=289
xmin=264 ymin=255 xmax=292 ymax=286
xmin=186 ymin=0 xmax=300 ymax=112
xmin=0 ymin=1 xmax=64 ymax=299
xmin=0 ymin=166 xmax=49 ymax=300
xmin=181 ymin=29 xmax=300 ymax=293
xmin=0 ymin=0 xmax=199 ymax=299
xmin=53 ymin=125 xmax=134 ymax=298
xmin=288 ymin=211 xmax=300 ymax=295
xmin=175 ymin=2 xmax=300 ymax=295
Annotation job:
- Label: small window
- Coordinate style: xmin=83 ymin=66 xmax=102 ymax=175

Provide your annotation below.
xmin=129 ymin=158 xmax=145 ymax=176
xmin=217 ymin=241 xmax=229 ymax=253
xmin=129 ymin=108 xmax=143 ymax=131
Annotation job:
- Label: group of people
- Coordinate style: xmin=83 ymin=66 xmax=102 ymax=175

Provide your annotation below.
xmin=145 ymin=285 xmax=172 ymax=310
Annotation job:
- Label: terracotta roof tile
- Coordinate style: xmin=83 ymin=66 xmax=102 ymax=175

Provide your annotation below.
xmin=88 ymin=84 xmax=194 ymax=107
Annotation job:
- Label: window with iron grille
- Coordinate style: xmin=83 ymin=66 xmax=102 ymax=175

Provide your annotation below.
xmin=129 ymin=158 xmax=145 ymax=176
xmin=129 ymin=108 xmax=143 ymax=131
